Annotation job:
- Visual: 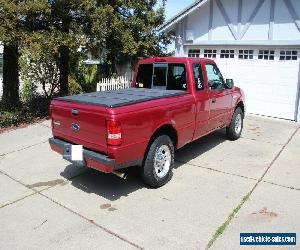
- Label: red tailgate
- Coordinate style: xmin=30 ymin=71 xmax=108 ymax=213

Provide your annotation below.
xmin=50 ymin=100 xmax=108 ymax=154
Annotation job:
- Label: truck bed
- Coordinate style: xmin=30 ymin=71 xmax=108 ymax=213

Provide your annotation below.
xmin=55 ymin=88 xmax=186 ymax=108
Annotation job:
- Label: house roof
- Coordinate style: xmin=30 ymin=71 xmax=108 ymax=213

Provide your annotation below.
xmin=158 ymin=0 xmax=210 ymax=33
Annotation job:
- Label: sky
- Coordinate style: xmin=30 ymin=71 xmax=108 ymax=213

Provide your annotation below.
xmin=164 ymin=0 xmax=194 ymax=20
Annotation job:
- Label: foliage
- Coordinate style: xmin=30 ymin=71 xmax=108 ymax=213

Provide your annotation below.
xmin=20 ymin=44 xmax=60 ymax=100
xmin=0 ymin=0 xmax=51 ymax=106
xmin=68 ymin=63 xmax=98 ymax=95
xmin=68 ymin=75 xmax=82 ymax=95
xmin=0 ymin=0 xmax=171 ymax=111
xmin=101 ymin=0 xmax=171 ymax=76
xmin=0 ymin=96 xmax=50 ymax=128
xmin=20 ymin=79 xmax=37 ymax=102
xmin=76 ymin=63 xmax=98 ymax=92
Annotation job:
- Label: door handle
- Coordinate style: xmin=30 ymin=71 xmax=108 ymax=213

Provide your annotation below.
xmin=212 ymin=98 xmax=216 ymax=103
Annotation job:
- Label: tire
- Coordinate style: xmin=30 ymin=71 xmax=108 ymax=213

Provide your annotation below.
xmin=142 ymin=135 xmax=175 ymax=188
xmin=226 ymin=107 xmax=244 ymax=140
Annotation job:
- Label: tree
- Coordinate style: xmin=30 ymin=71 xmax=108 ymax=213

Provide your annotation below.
xmin=49 ymin=0 xmax=110 ymax=95
xmin=0 ymin=0 xmax=170 ymax=104
xmin=101 ymin=0 xmax=170 ymax=76
xmin=2 ymin=42 xmax=19 ymax=106
xmin=0 ymin=1 xmax=20 ymax=106
xmin=0 ymin=0 xmax=50 ymax=106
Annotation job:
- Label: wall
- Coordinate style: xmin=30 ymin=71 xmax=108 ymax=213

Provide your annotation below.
xmin=177 ymin=0 xmax=300 ymax=45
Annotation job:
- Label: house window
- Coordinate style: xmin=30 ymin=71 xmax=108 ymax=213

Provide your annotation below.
xmin=238 ymin=50 xmax=254 ymax=59
xmin=279 ymin=50 xmax=298 ymax=61
xmin=204 ymin=49 xmax=217 ymax=58
xmin=220 ymin=50 xmax=234 ymax=58
xmin=258 ymin=50 xmax=274 ymax=60
xmin=188 ymin=49 xmax=200 ymax=58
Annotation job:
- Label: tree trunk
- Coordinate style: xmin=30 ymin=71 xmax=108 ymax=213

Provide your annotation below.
xmin=59 ymin=45 xmax=69 ymax=96
xmin=104 ymin=34 xmax=117 ymax=77
xmin=2 ymin=42 xmax=19 ymax=106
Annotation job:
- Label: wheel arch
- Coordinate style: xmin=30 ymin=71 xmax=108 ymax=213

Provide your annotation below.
xmin=236 ymin=101 xmax=245 ymax=117
xmin=148 ymin=124 xmax=178 ymax=150
xmin=142 ymin=124 xmax=178 ymax=164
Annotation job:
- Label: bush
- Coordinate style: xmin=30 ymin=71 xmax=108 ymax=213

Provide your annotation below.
xmin=76 ymin=63 xmax=98 ymax=93
xmin=20 ymin=79 xmax=37 ymax=102
xmin=20 ymin=46 xmax=60 ymax=100
xmin=0 ymin=96 xmax=50 ymax=128
xmin=68 ymin=74 xmax=82 ymax=95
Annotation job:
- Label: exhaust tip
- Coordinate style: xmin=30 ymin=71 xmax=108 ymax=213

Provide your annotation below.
xmin=112 ymin=171 xmax=127 ymax=180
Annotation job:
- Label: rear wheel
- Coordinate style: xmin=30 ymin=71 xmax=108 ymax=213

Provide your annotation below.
xmin=142 ymin=135 xmax=174 ymax=188
xmin=226 ymin=107 xmax=244 ymax=140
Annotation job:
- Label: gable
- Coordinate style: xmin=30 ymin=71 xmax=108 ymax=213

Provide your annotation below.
xmin=160 ymin=0 xmax=300 ymax=45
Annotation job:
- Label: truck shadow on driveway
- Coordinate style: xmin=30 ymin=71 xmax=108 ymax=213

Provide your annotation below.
xmin=60 ymin=129 xmax=227 ymax=201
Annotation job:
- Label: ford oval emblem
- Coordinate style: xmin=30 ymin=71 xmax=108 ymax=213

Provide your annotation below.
xmin=71 ymin=123 xmax=80 ymax=132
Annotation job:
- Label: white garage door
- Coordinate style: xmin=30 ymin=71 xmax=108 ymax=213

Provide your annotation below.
xmin=215 ymin=48 xmax=300 ymax=120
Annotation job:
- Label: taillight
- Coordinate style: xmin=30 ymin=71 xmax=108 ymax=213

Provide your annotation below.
xmin=106 ymin=120 xmax=122 ymax=146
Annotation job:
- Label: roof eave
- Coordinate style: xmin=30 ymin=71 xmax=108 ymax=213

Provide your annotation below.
xmin=158 ymin=0 xmax=209 ymax=33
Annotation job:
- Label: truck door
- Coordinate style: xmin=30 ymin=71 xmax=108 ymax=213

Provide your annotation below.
xmin=192 ymin=62 xmax=210 ymax=139
xmin=204 ymin=63 xmax=232 ymax=130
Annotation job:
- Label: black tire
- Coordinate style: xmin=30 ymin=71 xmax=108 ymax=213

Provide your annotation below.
xmin=142 ymin=135 xmax=175 ymax=188
xmin=226 ymin=107 xmax=244 ymax=140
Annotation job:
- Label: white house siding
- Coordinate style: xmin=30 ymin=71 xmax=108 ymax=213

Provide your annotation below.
xmin=183 ymin=0 xmax=300 ymax=42
xmin=159 ymin=0 xmax=300 ymax=121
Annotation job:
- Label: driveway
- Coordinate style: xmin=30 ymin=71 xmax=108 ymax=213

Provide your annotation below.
xmin=0 ymin=115 xmax=299 ymax=249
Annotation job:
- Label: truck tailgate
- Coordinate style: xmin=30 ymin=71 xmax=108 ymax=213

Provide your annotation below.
xmin=50 ymin=100 xmax=108 ymax=154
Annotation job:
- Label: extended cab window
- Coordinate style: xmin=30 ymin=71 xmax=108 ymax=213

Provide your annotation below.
xmin=205 ymin=64 xmax=225 ymax=90
xmin=167 ymin=63 xmax=187 ymax=91
xmin=153 ymin=63 xmax=167 ymax=88
xmin=192 ymin=63 xmax=204 ymax=90
xmin=136 ymin=64 xmax=153 ymax=88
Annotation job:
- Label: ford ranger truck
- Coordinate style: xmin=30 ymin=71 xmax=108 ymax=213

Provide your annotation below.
xmin=49 ymin=57 xmax=245 ymax=188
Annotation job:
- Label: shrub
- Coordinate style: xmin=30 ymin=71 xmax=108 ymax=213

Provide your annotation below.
xmin=20 ymin=46 xmax=60 ymax=100
xmin=0 ymin=96 xmax=50 ymax=128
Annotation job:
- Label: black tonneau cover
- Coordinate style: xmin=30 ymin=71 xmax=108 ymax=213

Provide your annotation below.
xmin=55 ymin=88 xmax=186 ymax=108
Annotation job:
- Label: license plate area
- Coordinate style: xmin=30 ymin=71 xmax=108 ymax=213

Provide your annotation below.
xmin=63 ymin=143 xmax=83 ymax=165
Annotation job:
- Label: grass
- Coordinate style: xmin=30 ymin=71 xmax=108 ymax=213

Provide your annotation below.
xmin=206 ymin=192 xmax=252 ymax=249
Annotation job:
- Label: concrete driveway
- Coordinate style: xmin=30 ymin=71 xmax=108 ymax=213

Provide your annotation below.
xmin=0 ymin=115 xmax=299 ymax=249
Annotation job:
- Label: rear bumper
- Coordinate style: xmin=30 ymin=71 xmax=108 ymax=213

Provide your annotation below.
xmin=49 ymin=137 xmax=115 ymax=173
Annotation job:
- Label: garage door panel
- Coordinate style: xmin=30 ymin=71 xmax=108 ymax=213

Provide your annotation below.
xmin=247 ymin=100 xmax=295 ymax=120
xmin=219 ymin=58 xmax=299 ymax=120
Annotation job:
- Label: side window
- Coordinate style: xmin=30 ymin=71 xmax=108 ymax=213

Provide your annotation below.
xmin=136 ymin=64 xmax=153 ymax=88
xmin=192 ymin=63 xmax=204 ymax=90
xmin=167 ymin=63 xmax=187 ymax=91
xmin=205 ymin=64 xmax=224 ymax=90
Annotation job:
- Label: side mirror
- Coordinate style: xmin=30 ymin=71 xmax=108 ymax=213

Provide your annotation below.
xmin=225 ymin=79 xmax=234 ymax=89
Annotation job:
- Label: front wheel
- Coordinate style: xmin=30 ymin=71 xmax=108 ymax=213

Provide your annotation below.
xmin=142 ymin=135 xmax=174 ymax=188
xmin=226 ymin=107 xmax=244 ymax=140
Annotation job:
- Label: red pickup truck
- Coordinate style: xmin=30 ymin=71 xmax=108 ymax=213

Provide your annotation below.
xmin=49 ymin=57 xmax=245 ymax=187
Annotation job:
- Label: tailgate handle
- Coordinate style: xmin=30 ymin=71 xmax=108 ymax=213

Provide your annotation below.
xmin=71 ymin=109 xmax=79 ymax=116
